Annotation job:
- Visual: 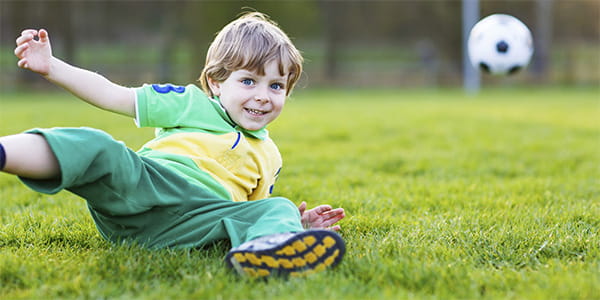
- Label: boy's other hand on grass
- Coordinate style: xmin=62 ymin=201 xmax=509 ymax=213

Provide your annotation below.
xmin=15 ymin=29 xmax=52 ymax=75
xmin=298 ymin=201 xmax=345 ymax=231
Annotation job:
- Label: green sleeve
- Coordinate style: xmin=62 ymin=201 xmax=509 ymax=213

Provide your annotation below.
xmin=136 ymin=84 xmax=199 ymax=128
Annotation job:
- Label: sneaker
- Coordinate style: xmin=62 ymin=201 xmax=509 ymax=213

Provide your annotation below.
xmin=225 ymin=229 xmax=345 ymax=278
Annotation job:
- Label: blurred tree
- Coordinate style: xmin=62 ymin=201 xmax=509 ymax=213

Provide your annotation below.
xmin=157 ymin=1 xmax=180 ymax=82
xmin=1 ymin=0 xmax=598 ymax=89
xmin=3 ymin=0 xmax=79 ymax=86
xmin=183 ymin=1 xmax=244 ymax=81
xmin=318 ymin=0 xmax=342 ymax=81
xmin=51 ymin=1 xmax=77 ymax=64
xmin=532 ymin=0 xmax=553 ymax=81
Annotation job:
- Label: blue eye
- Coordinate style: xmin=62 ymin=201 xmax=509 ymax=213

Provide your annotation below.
xmin=242 ymin=79 xmax=254 ymax=85
xmin=270 ymin=83 xmax=284 ymax=90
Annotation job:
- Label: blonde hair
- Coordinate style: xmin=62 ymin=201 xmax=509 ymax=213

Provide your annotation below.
xmin=199 ymin=12 xmax=303 ymax=97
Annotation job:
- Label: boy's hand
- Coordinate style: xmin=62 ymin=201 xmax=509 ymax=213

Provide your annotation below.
xmin=15 ymin=29 xmax=52 ymax=75
xmin=298 ymin=201 xmax=345 ymax=232
xmin=13 ymin=28 xmax=135 ymax=117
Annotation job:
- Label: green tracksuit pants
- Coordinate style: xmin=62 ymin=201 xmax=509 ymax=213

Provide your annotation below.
xmin=20 ymin=127 xmax=303 ymax=249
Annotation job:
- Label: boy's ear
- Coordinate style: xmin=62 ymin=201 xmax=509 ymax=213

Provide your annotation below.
xmin=207 ymin=77 xmax=221 ymax=97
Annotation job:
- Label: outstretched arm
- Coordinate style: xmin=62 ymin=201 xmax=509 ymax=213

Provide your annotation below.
xmin=14 ymin=29 xmax=135 ymax=117
xmin=298 ymin=201 xmax=345 ymax=232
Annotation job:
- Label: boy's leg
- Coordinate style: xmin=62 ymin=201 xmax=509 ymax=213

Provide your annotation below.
xmin=0 ymin=133 xmax=60 ymax=179
xmin=6 ymin=127 xmax=306 ymax=249
xmin=131 ymin=194 xmax=306 ymax=249
xmin=168 ymin=197 xmax=346 ymax=278
xmin=2 ymin=128 xmax=345 ymax=277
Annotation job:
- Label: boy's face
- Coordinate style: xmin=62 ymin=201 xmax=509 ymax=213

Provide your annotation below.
xmin=209 ymin=60 xmax=288 ymax=131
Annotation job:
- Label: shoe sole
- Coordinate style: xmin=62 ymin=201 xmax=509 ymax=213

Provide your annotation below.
xmin=225 ymin=230 xmax=345 ymax=278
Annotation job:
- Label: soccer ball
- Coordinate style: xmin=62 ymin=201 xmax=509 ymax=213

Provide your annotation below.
xmin=467 ymin=14 xmax=534 ymax=75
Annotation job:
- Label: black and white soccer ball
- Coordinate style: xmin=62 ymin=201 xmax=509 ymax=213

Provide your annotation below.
xmin=468 ymin=14 xmax=534 ymax=75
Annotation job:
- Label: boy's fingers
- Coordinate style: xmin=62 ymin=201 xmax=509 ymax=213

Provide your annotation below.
xmin=321 ymin=207 xmax=344 ymax=216
xmin=14 ymin=43 xmax=28 ymax=57
xmin=21 ymin=29 xmax=37 ymax=34
xmin=17 ymin=58 xmax=28 ymax=69
xmin=16 ymin=34 xmax=33 ymax=46
xmin=326 ymin=214 xmax=344 ymax=223
xmin=18 ymin=30 xmax=37 ymax=43
xmin=298 ymin=201 xmax=307 ymax=215
xmin=20 ymin=29 xmax=37 ymax=37
xmin=314 ymin=205 xmax=333 ymax=214
xmin=39 ymin=29 xmax=49 ymax=42
xmin=320 ymin=211 xmax=343 ymax=222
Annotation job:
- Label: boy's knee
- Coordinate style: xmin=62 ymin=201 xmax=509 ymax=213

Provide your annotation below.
xmin=27 ymin=127 xmax=117 ymax=149
xmin=68 ymin=127 xmax=121 ymax=148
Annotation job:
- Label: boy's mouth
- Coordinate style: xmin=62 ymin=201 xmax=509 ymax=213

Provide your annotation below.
xmin=244 ymin=108 xmax=268 ymax=116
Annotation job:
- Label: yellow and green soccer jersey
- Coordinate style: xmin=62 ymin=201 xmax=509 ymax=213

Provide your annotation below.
xmin=135 ymin=83 xmax=282 ymax=202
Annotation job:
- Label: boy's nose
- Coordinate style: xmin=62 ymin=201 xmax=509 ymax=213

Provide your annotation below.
xmin=254 ymin=86 xmax=270 ymax=102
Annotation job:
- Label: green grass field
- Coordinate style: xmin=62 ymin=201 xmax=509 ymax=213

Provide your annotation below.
xmin=0 ymin=87 xmax=598 ymax=299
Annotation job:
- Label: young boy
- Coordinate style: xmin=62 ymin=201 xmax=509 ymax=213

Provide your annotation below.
xmin=3 ymin=12 xmax=346 ymax=278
